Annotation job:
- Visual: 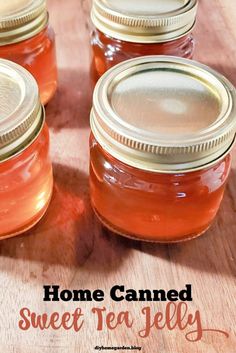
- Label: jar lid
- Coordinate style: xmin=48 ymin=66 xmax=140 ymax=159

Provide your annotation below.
xmin=91 ymin=56 xmax=236 ymax=173
xmin=0 ymin=59 xmax=44 ymax=161
xmin=0 ymin=0 xmax=48 ymax=45
xmin=91 ymin=0 xmax=198 ymax=43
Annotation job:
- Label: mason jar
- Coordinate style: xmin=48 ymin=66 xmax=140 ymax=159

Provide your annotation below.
xmin=90 ymin=56 xmax=236 ymax=243
xmin=0 ymin=59 xmax=53 ymax=239
xmin=91 ymin=0 xmax=198 ymax=82
xmin=0 ymin=0 xmax=58 ymax=105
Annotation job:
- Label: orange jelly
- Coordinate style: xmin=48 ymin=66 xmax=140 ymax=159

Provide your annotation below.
xmin=90 ymin=136 xmax=231 ymax=242
xmin=91 ymin=0 xmax=198 ymax=81
xmin=0 ymin=59 xmax=53 ymax=239
xmin=90 ymin=56 xmax=236 ymax=243
xmin=0 ymin=0 xmax=57 ymax=105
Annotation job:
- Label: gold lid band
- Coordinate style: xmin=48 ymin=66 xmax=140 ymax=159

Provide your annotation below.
xmin=91 ymin=0 xmax=198 ymax=43
xmin=0 ymin=0 xmax=48 ymax=45
xmin=0 ymin=59 xmax=44 ymax=161
xmin=91 ymin=56 xmax=236 ymax=173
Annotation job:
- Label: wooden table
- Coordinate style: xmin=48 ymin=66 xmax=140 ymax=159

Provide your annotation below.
xmin=0 ymin=0 xmax=235 ymax=352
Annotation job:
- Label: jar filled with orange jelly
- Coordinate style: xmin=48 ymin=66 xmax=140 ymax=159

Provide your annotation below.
xmin=91 ymin=0 xmax=198 ymax=81
xmin=0 ymin=0 xmax=57 ymax=105
xmin=90 ymin=56 xmax=236 ymax=243
xmin=0 ymin=59 xmax=53 ymax=239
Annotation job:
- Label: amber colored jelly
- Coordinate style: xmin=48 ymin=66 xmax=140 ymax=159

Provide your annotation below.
xmin=0 ymin=124 xmax=53 ymax=239
xmin=0 ymin=26 xmax=57 ymax=105
xmin=91 ymin=29 xmax=194 ymax=81
xmin=90 ymin=136 xmax=231 ymax=242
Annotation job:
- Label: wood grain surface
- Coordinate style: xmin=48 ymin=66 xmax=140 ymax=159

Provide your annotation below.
xmin=0 ymin=0 xmax=235 ymax=352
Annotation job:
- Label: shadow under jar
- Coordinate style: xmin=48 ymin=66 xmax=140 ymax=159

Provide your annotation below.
xmin=91 ymin=0 xmax=198 ymax=82
xmin=0 ymin=59 xmax=53 ymax=239
xmin=0 ymin=0 xmax=58 ymax=105
xmin=90 ymin=56 xmax=236 ymax=243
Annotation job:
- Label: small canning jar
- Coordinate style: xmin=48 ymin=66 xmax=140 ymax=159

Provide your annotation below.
xmin=0 ymin=59 xmax=53 ymax=239
xmin=0 ymin=0 xmax=58 ymax=105
xmin=91 ymin=0 xmax=198 ymax=81
xmin=90 ymin=56 xmax=236 ymax=243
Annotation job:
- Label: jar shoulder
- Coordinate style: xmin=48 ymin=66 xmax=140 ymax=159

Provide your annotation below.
xmin=91 ymin=29 xmax=195 ymax=57
xmin=0 ymin=124 xmax=50 ymax=173
xmin=90 ymin=138 xmax=231 ymax=194
xmin=0 ymin=25 xmax=56 ymax=54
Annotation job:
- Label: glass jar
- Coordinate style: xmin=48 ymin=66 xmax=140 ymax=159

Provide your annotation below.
xmin=0 ymin=0 xmax=58 ymax=105
xmin=90 ymin=56 xmax=236 ymax=243
xmin=0 ymin=59 xmax=53 ymax=239
xmin=91 ymin=0 xmax=198 ymax=82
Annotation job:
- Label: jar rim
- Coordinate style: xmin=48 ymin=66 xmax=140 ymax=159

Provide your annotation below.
xmin=91 ymin=56 xmax=236 ymax=173
xmin=91 ymin=0 xmax=198 ymax=43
